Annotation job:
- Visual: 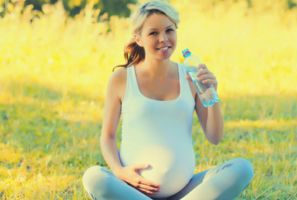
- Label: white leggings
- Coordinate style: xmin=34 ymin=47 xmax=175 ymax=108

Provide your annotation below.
xmin=82 ymin=157 xmax=254 ymax=200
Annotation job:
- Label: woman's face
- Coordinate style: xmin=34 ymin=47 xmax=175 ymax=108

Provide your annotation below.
xmin=135 ymin=13 xmax=177 ymax=61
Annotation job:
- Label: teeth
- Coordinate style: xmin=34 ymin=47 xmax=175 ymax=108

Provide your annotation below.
xmin=158 ymin=47 xmax=169 ymax=50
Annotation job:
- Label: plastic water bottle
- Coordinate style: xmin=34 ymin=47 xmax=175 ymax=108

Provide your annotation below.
xmin=182 ymin=48 xmax=220 ymax=107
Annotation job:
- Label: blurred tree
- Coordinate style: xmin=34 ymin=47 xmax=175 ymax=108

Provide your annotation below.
xmin=94 ymin=0 xmax=137 ymax=19
xmin=287 ymin=0 xmax=297 ymax=9
xmin=244 ymin=0 xmax=297 ymax=9
xmin=0 ymin=0 xmax=137 ymax=20
xmin=93 ymin=0 xmax=137 ymax=32
xmin=62 ymin=0 xmax=137 ymax=20
xmin=24 ymin=0 xmax=58 ymax=11
xmin=2 ymin=0 xmax=296 ymax=21
xmin=246 ymin=0 xmax=252 ymax=8
xmin=62 ymin=0 xmax=87 ymax=16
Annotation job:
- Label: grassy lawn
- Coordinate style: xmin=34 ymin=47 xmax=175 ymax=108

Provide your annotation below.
xmin=0 ymin=82 xmax=296 ymax=199
xmin=0 ymin=1 xmax=297 ymax=199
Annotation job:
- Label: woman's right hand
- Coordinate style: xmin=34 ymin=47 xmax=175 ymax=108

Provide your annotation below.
xmin=115 ymin=163 xmax=160 ymax=196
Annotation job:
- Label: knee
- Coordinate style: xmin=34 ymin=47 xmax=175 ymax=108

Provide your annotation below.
xmin=232 ymin=158 xmax=254 ymax=184
xmin=82 ymin=166 xmax=110 ymax=194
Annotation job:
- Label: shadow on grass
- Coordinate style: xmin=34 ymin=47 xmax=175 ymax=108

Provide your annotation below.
xmin=6 ymin=80 xmax=99 ymax=102
xmin=0 ymin=102 xmax=105 ymax=168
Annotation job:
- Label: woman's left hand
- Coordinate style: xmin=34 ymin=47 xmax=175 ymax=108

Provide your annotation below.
xmin=186 ymin=64 xmax=218 ymax=91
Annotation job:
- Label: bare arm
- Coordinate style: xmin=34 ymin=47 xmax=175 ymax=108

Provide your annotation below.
xmin=195 ymin=93 xmax=224 ymax=145
xmin=100 ymin=69 xmax=125 ymax=174
xmin=186 ymin=64 xmax=224 ymax=145
xmin=99 ymin=68 xmax=161 ymax=195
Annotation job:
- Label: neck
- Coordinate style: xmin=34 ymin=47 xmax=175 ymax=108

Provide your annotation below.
xmin=139 ymin=58 xmax=174 ymax=78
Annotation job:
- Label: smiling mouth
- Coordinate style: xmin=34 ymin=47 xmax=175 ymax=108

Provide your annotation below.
xmin=156 ymin=46 xmax=171 ymax=50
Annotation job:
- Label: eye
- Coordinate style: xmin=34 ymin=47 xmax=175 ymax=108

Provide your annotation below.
xmin=166 ymin=28 xmax=174 ymax=33
xmin=149 ymin=31 xmax=158 ymax=36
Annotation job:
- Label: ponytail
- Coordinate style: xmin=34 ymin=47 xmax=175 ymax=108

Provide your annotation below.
xmin=113 ymin=40 xmax=145 ymax=71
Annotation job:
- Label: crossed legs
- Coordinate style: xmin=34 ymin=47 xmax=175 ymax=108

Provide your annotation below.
xmin=82 ymin=157 xmax=254 ymax=200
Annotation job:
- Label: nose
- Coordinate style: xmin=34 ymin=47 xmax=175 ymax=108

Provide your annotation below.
xmin=159 ymin=32 xmax=168 ymax=43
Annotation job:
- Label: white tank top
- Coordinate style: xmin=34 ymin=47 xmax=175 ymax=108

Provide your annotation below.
xmin=119 ymin=63 xmax=196 ymax=198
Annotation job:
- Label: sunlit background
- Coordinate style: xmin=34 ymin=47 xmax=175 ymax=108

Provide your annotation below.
xmin=0 ymin=0 xmax=296 ymax=199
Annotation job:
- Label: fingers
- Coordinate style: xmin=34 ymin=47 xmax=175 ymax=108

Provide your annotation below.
xmin=186 ymin=74 xmax=191 ymax=81
xmin=186 ymin=67 xmax=213 ymax=81
xmin=134 ymin=177 xmax=160 ymax=195
xmin=198 ymin=63 xmax=207 ymax=70
xmin=201 ymin=79 xmax=217 ymax=86
xmin=138 ymin=182 xmax=160 ymax=194
xmin=140 ymin=188 xmax=158 ymax=196
xmin=129 ymin=176 xmax=159 ymax=189
xmin=132 ymin=163 xmax=160 ymax=190
xmin=138 ymin=177 xmax=160 ymax=188
xmin=121 ymin=164 xmax=161 ymax=196
xmin=133 ymin=163 xmax=150 ymax=171
xmin=139 ymin=189 xmax=155 ymax=195
xmin=197 ymin=67 xmax=209 ymax=76
xmin=197 ymin=74 xmax=215 ymax=82
xmin=139 ymin=188 xmax=157 ymax=195
xmin=185 ymin=64 xmax=218 ymax=88
xmin=195 ymin=65 xmax=217 ymax=85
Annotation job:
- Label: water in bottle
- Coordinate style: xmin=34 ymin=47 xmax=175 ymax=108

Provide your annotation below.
xmin=182 ymin=48 xmax=220 ymax=107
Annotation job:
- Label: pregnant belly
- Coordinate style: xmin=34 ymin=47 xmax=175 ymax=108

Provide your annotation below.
xmin=120 ymin=144 xmax=195 ymax=198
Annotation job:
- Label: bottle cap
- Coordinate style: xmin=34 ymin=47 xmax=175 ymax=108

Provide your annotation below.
xmin=182 ymin=48 xmax=191 ymax=58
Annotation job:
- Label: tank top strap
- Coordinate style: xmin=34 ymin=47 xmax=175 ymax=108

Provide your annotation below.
xmin=123 ymin=66 xmax=138 ymax=102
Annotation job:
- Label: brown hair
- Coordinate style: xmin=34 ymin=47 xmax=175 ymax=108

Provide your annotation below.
xmin=112 ymin=39 xmax=145 ymax=71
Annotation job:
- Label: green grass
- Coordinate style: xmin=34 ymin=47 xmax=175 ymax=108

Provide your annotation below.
xmin=1 ymin=0 xmax=297 ymax=199
xmin=0 ymin=82 xmax=296 ymax=199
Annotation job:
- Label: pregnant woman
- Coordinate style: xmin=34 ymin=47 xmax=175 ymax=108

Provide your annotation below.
xmin=82 ymin=1 xmax=254 ymax=199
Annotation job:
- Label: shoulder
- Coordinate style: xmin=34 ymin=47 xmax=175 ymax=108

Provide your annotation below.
xmin=109 ymin=66 xmax=127 ymax=83
xmin=107 ymin=66 xmax=128 ymax=101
